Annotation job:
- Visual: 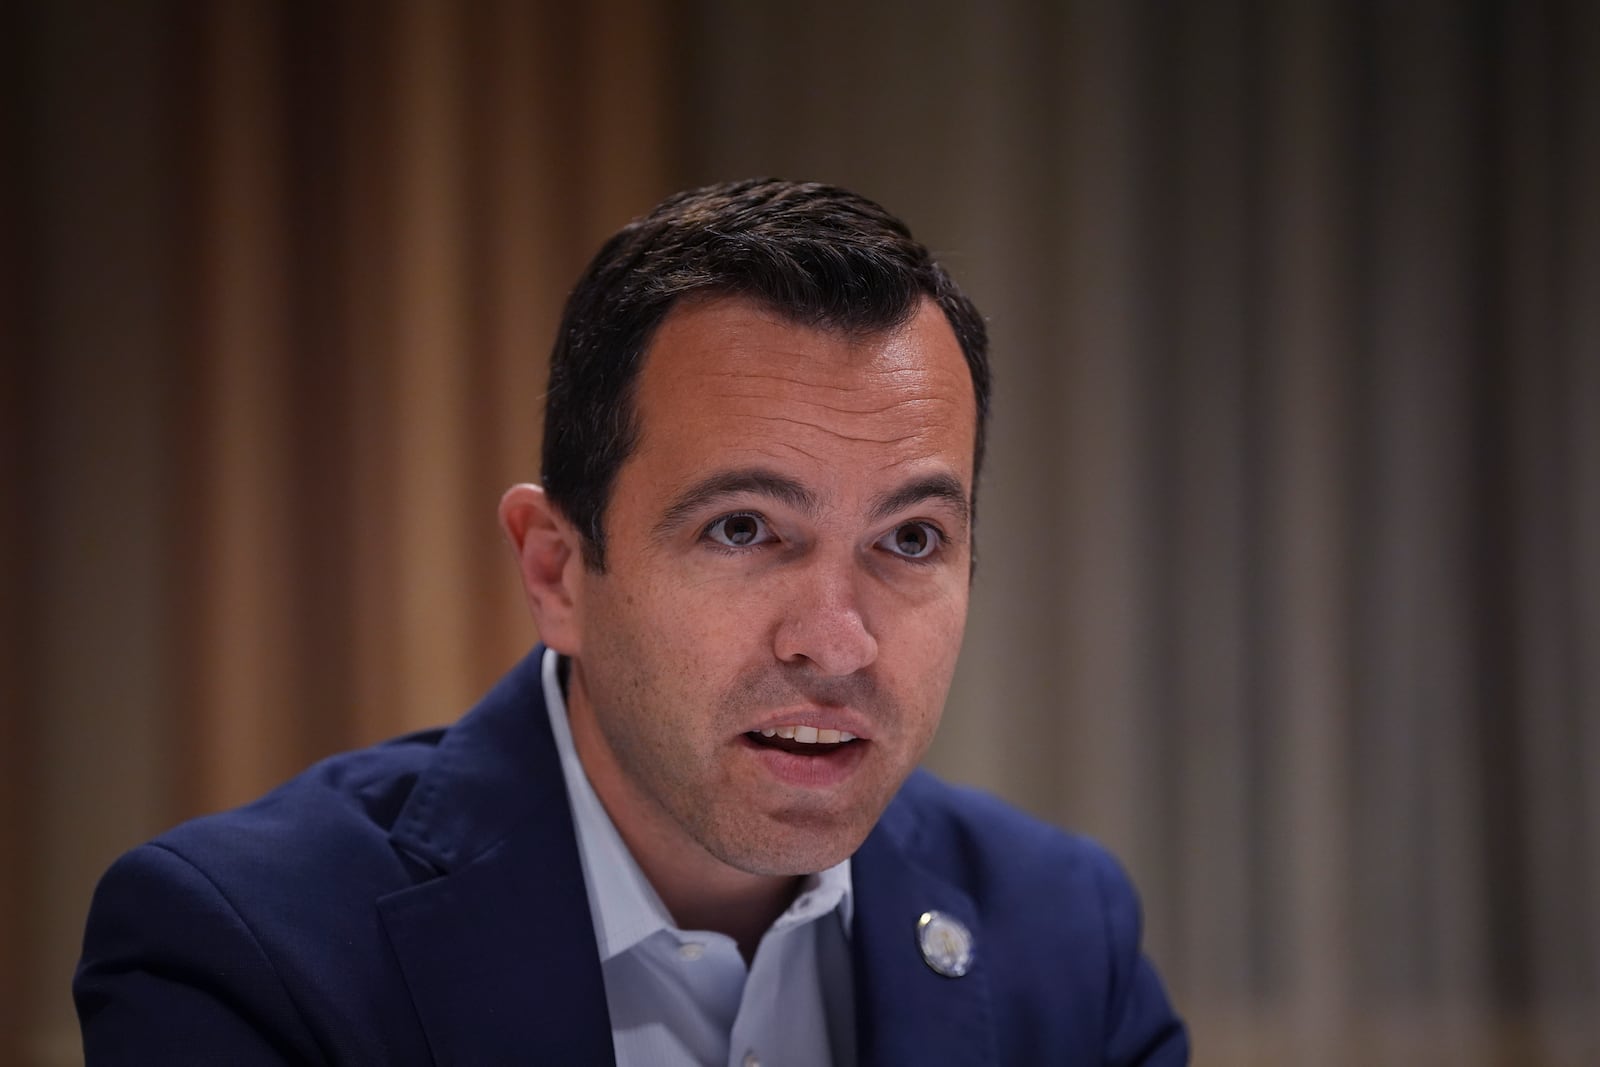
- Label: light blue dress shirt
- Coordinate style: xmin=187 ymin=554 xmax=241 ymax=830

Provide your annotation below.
xmin=541 ymin=649 xmax=857 ymax=1067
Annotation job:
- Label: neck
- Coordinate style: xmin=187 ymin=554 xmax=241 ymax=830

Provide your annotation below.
xmin=631 ymin=843 xmax=801 ymax=963
xmin=564 ymin=669 xmax=799 ymax=962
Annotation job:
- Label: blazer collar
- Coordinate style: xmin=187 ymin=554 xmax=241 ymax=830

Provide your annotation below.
xmin=378 ymin=647 xmax=616 ymax=1066
xmin=851 ymin=774 xmax=997 ymax=1065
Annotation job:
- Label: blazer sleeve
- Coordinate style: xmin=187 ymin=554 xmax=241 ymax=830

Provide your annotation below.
xmin=74 ymin=842 xmax=325 ymax=1066
xmin=1095 ymin=849 xmax=1190 ymax=1066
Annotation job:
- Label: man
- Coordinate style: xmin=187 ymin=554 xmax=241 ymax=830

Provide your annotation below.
xmin=76 ymin=179 xmax=1187 ymax=1064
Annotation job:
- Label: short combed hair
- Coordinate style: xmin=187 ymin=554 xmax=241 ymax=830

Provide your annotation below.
xmin=541 ymin=178 xmax=991 ymax=569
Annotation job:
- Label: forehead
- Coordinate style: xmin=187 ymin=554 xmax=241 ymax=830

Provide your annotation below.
xmin=627 ymin=296 xmax=977 ymax=490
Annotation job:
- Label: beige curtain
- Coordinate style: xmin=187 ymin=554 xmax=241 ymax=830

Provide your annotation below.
xmin=683 ymin=1 xmax=1600 ymax=1064
xmin=7 ymin=1 xmax=675 ymax=1062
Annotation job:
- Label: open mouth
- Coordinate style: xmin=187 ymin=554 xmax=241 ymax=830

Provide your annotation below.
xmin=744 ymin=726 xmax=862 ymax=756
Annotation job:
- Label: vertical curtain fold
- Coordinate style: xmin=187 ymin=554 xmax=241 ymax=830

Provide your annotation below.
xmin=10 ymin=4 xmax=674 ymax=1060
xmin=1259 ymin=4 xmax=1357 ymax=1062
xmin=679 ymin=1 xmax=1600 ymax=1062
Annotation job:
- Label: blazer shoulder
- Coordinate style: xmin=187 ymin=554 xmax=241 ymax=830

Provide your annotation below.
xmin=76 ymin=650 xmax=562 ymax=1066
xmin=77 ymin=729 xmax=470 ymax=1065
xmin=873 ymin=771 xmax=1190 ymax=1064
xmin=886 ymin=769 xmax=1133 ymax=898
xmin=154 ymin=728 xmax=447 ymax=889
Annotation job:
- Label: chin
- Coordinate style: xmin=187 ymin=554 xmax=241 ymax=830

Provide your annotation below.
xmin=714 ymin=818 xmax=872 ymax=877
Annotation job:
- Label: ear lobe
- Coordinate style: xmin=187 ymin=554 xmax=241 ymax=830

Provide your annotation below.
xmin=498 ymin=483 xmax=584 ymax=654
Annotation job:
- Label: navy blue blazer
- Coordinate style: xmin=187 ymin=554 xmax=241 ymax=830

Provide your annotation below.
xmin=76 ymin=648 xmax=1188 ymax=1065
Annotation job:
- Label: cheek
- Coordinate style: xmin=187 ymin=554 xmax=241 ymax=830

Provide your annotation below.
xmin=624 ymin=577 xmax=766 ymax=679
xmin=656 ymin=566 xmax=780 ymax=629
xmin=885 ymin=585 xmax=968 ymax=656
xmin=880 ymin=600 xmax=967 ymax=704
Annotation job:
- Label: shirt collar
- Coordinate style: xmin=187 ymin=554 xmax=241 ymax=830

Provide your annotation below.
xmin=541 ymin=648 xmax=854 ymax=961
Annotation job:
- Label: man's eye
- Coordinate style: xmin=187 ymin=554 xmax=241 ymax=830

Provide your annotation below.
xmin=880 ymin=522 xmax=941 ymax=560
xmin=705 ymin=513 xmax=772 ymax=548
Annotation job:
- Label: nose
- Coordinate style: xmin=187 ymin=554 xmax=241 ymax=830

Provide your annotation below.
xmin=772 ymin=557 xmax=879 ymax=677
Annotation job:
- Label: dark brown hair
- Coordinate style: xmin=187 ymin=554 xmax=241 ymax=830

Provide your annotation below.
xmin=541 ymin=178 xmax=990 ymax=569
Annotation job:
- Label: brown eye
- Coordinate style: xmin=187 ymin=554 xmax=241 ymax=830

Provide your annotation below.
xmin=706 ymin=513 xmax=771 ymax=548
xmin=882 ymin=522 xmax=939 ymax=560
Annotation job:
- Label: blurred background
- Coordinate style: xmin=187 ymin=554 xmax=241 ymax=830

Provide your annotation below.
xmin=5 ymin=1 xmax=1597 ymax=1064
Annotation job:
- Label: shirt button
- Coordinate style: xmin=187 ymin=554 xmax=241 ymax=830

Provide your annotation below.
xmin=742 ymin=1052 xmax=760 ymax=1067
xmin=677 ymin=942 xmax=705 ymax=961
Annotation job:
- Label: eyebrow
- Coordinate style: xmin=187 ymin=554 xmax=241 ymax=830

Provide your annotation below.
xmin=652 ymin=466 xmax=971 ymax=540
xmin=653 ymin=468 xmax=820 ymax=539
xmin=868 ymin=474 xmax=971 ymax=534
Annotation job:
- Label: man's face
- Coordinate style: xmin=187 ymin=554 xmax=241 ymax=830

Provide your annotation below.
xmin=562 ymin=295 xmax=976 ymax=877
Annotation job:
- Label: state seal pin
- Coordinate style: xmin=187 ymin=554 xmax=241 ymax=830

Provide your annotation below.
xmin=916 ymin=910 xmax=974 ymax=978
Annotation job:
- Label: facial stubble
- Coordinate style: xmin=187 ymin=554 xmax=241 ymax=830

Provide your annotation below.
xmin=579 ymin=621 xmax=925 ymax=878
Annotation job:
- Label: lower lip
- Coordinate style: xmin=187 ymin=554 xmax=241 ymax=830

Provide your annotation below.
xmin=738 ymin=735 xmax=869 ymax=789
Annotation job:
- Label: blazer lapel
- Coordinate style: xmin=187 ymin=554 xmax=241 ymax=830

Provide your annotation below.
xmin=377 ymin=817 xmax=614 ymax=1066
xmin=376 ymin=648 xmax=616 ymax=1066
xmin=850 ymin=801 xmax=996 ymax=1065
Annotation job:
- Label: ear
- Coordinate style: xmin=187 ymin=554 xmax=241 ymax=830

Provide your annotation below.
xmin=498 ymin=483 xmax=586 ymax=655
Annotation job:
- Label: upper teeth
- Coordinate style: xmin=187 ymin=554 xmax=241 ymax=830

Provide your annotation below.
xmin=759 ymin=726 xmax=855 ymax=743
